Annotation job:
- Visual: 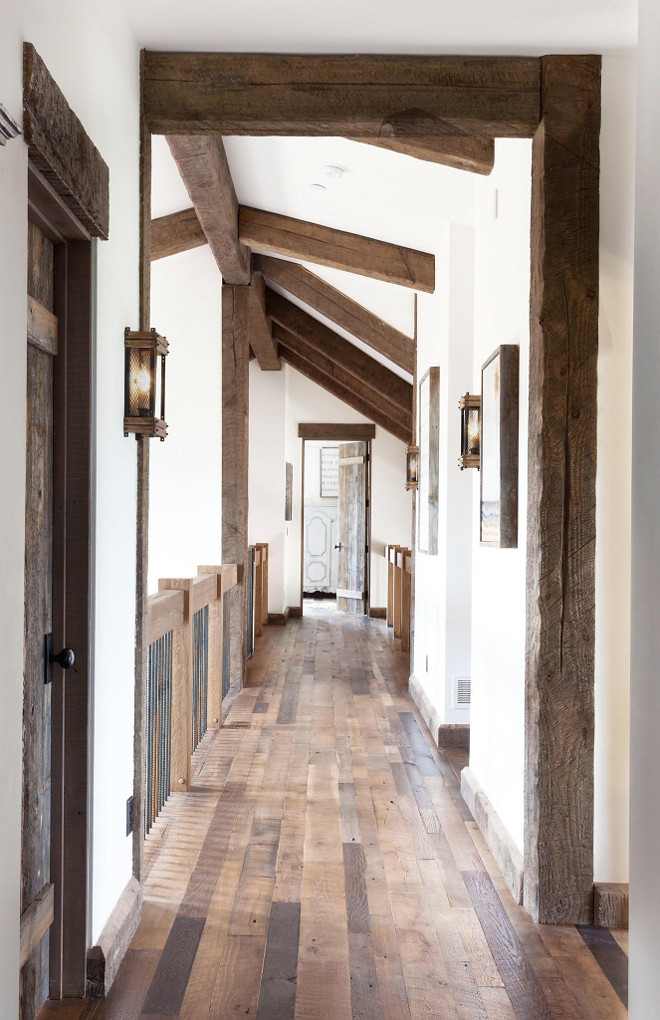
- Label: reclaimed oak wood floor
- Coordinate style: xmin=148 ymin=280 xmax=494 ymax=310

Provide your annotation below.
xmin=38 ymin=604 xmax=628 ymax=1019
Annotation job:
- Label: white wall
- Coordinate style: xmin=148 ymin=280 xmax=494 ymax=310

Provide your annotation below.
xmin=468 ymin=140 xmax=532 ymax=854
xmin=631 ymin=2 xmax=660 ymax=1013
xmin=149 ymin=246 xmax=223 ymax=590
xmin=283 ymin=368 xmax=411 ymax=610
xmin=248 ymin=364 xmax=287 ymax=614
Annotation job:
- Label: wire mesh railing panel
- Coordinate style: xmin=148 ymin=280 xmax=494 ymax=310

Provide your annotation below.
xmin=222 ymin=593 xmax=231 ymax=699
xmin=145 ymin=630 xmax=173 ymax=835
xmin=191 ymin=605 xmax=209 ymax=754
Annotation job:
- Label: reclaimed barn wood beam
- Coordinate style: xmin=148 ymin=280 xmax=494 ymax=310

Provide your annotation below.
xmin=142 ymin=53 xmax=541 ymax=138
xmin=248 ymin=274 xmax=280 ymax=370
xmin=255 ymin=254 xmax=415 ymax=374
xmin=273 ymin=323 xmax=410 ymax=432
xmin=241 ymin=207 xmax=434 ymax=292
xmin=166 ymin=135 xmax=251 ymax=284
xmin=266 ymin=287 xmax=412 ymax=414
xmin=151 ymin=206 xmax=206 ymax=261
xmin=353 ymin=135 xmax=495 ymax=174
xmin=277 ymin=334 xmax=410 ymax=444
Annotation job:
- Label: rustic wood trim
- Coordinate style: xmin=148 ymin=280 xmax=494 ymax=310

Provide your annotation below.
xmin=267 ymin=610 xmax=290 ymax=626
xmin=190 ymin=573 xmax=218 ymax=615
xmin=368 ymin=607 xmax=387 ymax=619
xmin=437 ymin=724 xmax=470 ymax=749
xmin=524 ymin=54 xmax=600 ymax=926
xmin=267 ymin=288 xmax=412 ymax=414
xmin=255 ymin=255 xmax=415 ymax=374
xmin=240 ymin=206 xmax=434 ymax=293
xmin=158 ymin=577 xmax=194 ymax=792
xmin=151 ymin=206 xmax=206 ymax=261
xmin=28 ymin=164 xmax=90 ymax=245
xmin=353 ymin=135 xmax=495 ymax=174
xmin=27 ymin=294 xmax=58 ymax=355
xmin=222 ymin=284 xmax=250 ymax=687
xmin=20 ymin=884 xmax=55 ymax=970
xmin=86 ymin=877 xmax=142 ymax=997
xmin=23 ymin=44 xmax=109 ymax=238
xmin=461 ymin=766 xmax=524 ymax=906
xmin=142 ymin=53 xmax=541 ymax=139
xmin=166 ymin=135 xmax=251 ymax=284
xmin=146 ymin=588 xmax=185 ymax=645
xmin=297 ymin=423 xmax=376 ymax=441
xmin=249 ymin=275 xmax=280 ymax=370
xmin=593 ymin=883 xmax=629 ymax=929
xmin=279 ymin=342 xmax=410 ymax=444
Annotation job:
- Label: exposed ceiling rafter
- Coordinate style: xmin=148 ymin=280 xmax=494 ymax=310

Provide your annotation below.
xmin=353 ymin=135 xmax=494 ymax=175
xmin=248 ymin=274 xmax=280 ymax=370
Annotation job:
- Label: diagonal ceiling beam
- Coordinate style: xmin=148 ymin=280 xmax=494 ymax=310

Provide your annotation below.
xmin=266 ymin=287 xmax=412 ymax=415
xmin=142 ymin=53 xmax=541 ymax=139
xmin=353 ymin=136 xmax=495 ymax=175
xmin=276 ymin=332 xmax=410 ymax=444
xmin=255 ymin=254 xmax=415 ymax=375
xmin=248 ymin=275 xmax=280 ymax=370
xmin=166 ymin=135 xmax=251 ymax=284
xmin=151 ymin=206 xmax=206 ymax=261
xmin=273 ymin=323 xmax=409 ymax=432
xmin=240 ymin=206 xmax=434 ymax=293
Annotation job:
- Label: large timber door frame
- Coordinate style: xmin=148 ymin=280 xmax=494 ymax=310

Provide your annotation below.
xmin=23 ymin=43 xmax=109 ymax=999
xmin=139 ymin=52 xmax=600 ymax=925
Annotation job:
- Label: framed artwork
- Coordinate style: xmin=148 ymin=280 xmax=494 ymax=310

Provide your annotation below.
xmin=418 ymin=367 xmax=439 ymax=555
xmin=285 ymin=462 xmax=293 ymax=521
xmin=480 ymin=345 xmax=519 ymax=547
xmin=320 ymin=446 xmax=339 ymax=498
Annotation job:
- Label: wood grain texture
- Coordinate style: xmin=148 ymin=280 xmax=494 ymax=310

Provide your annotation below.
xmin=256 ymin=254 xmax=414 ymax=374
xmin=20 ymin=884 xmax=55 ymax=970
xmin=256 ymin=901 xmax=301 ymax=1019
xmin=353 ymin=134 xmax=495 ymax=174
xmin=146 ymin=589 xmax=185 ymax=645
xmin=142 ymin=53 xmax=541 ymax=138
xmin=279 ymin=343 xmax=410 ymax=444
xmin=249 ymin=274 xmax=280 ymax=370
xmin=166 ymin=135 xmax=251 ymax=284
xmin=23 ymin=43 xmax=109 ymax=237
xmin=577 ymin=925 xmax=628 ymax=1008
xmin=222 ymin=284 xmax=250 ymax=687
xmin=27 ymin=295 xmax=58 ymax=355
xmin=298 ymin=423 xmax=376 ymax=441
xmin=150 ymin=206 xmax=206 ymax=261
xmin=524 ymin=55 xmax=601 ymax=926
xmin=241 ymin=205 xmax=434 ymax=292
xmin=593 ymin=883 xmax=629 ymax=929
xmin=267 ymin=287 xmax=411 ymax=413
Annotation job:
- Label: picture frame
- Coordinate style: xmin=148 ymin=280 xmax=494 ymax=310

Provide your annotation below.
xmin=418 ymin=367 xmax=439 ymax=555
xmin=480 ymin=345 xmax=519 ymax=547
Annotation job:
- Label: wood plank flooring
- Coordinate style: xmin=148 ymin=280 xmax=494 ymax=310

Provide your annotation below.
xmin=38 ymin=603 xmax=628 ymax=1019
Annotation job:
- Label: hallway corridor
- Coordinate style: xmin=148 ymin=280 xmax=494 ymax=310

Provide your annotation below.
xmin=39 ymin=607 xmax=627 ymax=1019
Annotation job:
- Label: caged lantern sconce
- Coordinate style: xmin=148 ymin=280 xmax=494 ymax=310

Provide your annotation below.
xmin=405 ymin=446 xmax=419 ymax=490
xmin=124 ymin=328 xmax=169 ymax=440
xmin=458 ymin=393 xmax=481 ymax=470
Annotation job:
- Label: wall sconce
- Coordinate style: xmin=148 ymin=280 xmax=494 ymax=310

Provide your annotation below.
xmin=124 ymin=328 xmax=168 ymax=440
xmin=405 ymin=446 xmax=419 ymax=490
xmin=458 ymin=394 xmax=480 ymax=470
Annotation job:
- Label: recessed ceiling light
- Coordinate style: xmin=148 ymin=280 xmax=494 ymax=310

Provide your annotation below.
xmin=311 ymin=183 xmax=327 ymax=192
xmin=324 ymin=164 xmax=346 ymax=179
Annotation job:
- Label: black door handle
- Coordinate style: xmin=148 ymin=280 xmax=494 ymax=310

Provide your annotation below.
xmin=45 ymin=633 xmax=75 ymax=684
xmin=51 ymin=647 xmax=75 ymax=670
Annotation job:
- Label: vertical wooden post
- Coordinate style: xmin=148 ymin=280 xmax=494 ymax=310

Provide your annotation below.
xmin=525 ymin=55 xmax=600 ymax=925
xmin=257 ymin=542 xmax=269 ymax=627
xmin=222 ymin=284 xmax=250 ymax=687
xmin=198 ymin=566 xmax=224 ymax=728
xmin=401 ymin=552 xmax=412 ymax=654
xmin=387 ymin=544 xmax=399 ymax=628
xmin=393 ymin=549 xmax=403 ymax=639
xmin=159 ymin=578 xmax=193 ymax=792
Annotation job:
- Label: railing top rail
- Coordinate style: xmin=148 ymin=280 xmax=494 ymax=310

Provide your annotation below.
xmin=146 ymin=588 xmax=185 ymax=645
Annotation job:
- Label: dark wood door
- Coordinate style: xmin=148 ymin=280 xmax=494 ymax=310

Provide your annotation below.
xmin=22 ymin=222 xmax=58 ymax=1020
xmin=336 ymin=441 xmax=368 ymax=615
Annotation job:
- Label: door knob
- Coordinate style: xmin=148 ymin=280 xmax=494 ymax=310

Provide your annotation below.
xmin=51 ymin=647 xmax=75 ymax=670
xmin=334 ymin=543 xmax=342 ymax=550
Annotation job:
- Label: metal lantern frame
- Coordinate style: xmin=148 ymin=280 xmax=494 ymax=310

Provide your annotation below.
xmin=458 ymin=393 xmax=481 ymax=470
xmin=124 ymin=328 xmax=169 ymax=440
xmin=405 ymin=445 xmax=419 ymax=491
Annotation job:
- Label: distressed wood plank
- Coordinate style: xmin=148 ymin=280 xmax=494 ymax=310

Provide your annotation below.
xmin=151 ymin=206 xmax=206 ymax=261
xmin=524 ymin=54 xmax=601 ymax=926
xmin=354 ymin=134 xmax=495 ymax=174
xmin=20 ymin=884 xmax=55 ymax=970
xmin=142 ymin=53 xmax=541 ymax=138
xmin=249 ymin=274 xmax=280 ymax=370
xmin=256 ymin=255 xmax=414 ymax=374
xmin=27 ymin=295 xmax=58 ymax=355
xmin=167 ymin=135 xmax=251 ymax=284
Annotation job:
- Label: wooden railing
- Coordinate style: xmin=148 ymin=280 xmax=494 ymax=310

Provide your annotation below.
xmin=386 ymin=544 xmax=412 ymax=652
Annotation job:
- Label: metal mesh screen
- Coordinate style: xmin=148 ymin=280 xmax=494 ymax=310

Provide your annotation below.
xmin=145 ymin=631 xmax=173 ymax=835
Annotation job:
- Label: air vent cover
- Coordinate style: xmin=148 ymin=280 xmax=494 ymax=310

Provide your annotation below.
xmin=453 ymin=675 xmax=471 ymax=709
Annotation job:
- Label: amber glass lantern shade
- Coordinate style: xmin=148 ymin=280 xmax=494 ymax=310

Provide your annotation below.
xmin=124 ymin=328 xmax=168 ymax=440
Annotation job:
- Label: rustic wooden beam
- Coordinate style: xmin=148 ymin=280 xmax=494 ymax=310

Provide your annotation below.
xmin=222 ymin=285 xmax=250 ymax=686
xmin=266 ymin=287 xmax=412 ymax=414
xmin=166 ymin=135 xmax=251 ymax=284
xmin=142 ymin=53 xmax=541 ymax=139
xmin=298 ymin=423 xmax=376 ymax=441
xmin=20 ymin=883 xmax=55 ymax=969
xmin=27 ymin=295 xmax=58 ymax=355
xmin=255 ymin=254 xmax=415 ymax=374
xmin=524 ymin=55 xmax=600 ymax=926
xmin=353 ymin=135 xmax=495 ymax=175
xmin=248 ymin=275 xmax=280 ymax=370
xmin=241 ymin=206 xmax=434 ymax=293
xmin=151 ymin=206 xmax=206 ymax=261
xmin=23 ymin=44 xmax=109 ymax=238
xmin=274 ymin=323 xmax=410 ymax=432
xmin=276 ymin=329 xmax=410 ymax=444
